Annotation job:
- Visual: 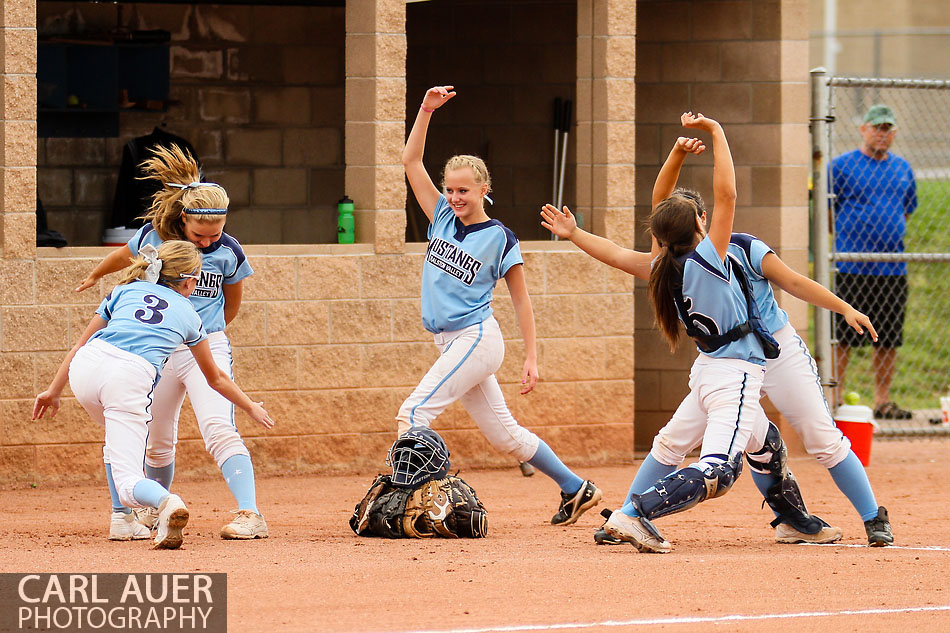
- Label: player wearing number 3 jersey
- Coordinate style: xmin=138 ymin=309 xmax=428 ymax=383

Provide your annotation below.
xmin=33 ymin=241 xmax=274 ymax=550
xmin=76 ymin=145 xmax=266 ymax=541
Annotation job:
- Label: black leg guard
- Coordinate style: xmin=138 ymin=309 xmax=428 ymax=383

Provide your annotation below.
xmin=747 ymin=422 xmax=830 ymax=535
xmin=633 ymin=455 xmax=743 ymax=521
xmin=764 ymin=471 xmax=832 ymax=535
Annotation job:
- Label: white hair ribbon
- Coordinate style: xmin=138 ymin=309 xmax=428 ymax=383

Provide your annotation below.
xmin=140 ymin=244 xmax=163 ymax=284
xmin=167 ymin=181 xmax=204 ymax=190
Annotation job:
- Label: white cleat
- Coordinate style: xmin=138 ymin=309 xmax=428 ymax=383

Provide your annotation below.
xmin=153 ymin=494 xmax=189 ymax=550
xmin=135 ymin=506 xmax=159 ymax=531
xmin=109 ymin=511 xmax=151 ymax=541
xmin=220 ymin=510 xmax=269 ymax=540
xmin=775 ymin=522 xmax=842 ymax=544
xmin=603 ymin=510 xmax=672 ymax=553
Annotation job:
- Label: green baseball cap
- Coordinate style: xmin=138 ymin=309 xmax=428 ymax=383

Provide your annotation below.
xmin=864 ymin=104 xmax=897 ymax=126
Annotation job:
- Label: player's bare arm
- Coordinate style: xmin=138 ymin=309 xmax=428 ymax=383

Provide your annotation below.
xmin=761 ymin=252 xmax=878 ymax=341
xmin=190 ymin=340 xmax=275 ymax=428
xmin=683 ymin=112 xmax=735 ymax=260
xmin=540 ymin=204 xmax=652 ymax=280
xmin=403 ymin=85 xmax=457 ymax=220
xmin=504 ymin=264 xmax=539 ymax=395
xmin=75 ymin=244 xmax=134 ymax=292
xmin=33 ymin=316 xmax=108 ymax=420
xmin=652 ymin=137 xmax=706 ymax=209
xmin=223 ymin=280 xmax=244 ymax=325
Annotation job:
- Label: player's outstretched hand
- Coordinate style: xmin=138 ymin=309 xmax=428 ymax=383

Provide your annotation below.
xmin=845 ymin=307 xmax=878 ymax=342
xmin=33 ymin=391 xmax=61 ymax=420
xmin=540 ymin=204 xmax=577 ymax=240
xmin=520 ymin=359 xmax=539 ymax=395
xmin=681 ymin=111 xmax=719 ymax=132
xmin=675 ymin=136 xmax=706 ymax=155
xmin=75 ymin=275 xmax=97 ymax=293
xmin=422 ymin=86 xmax=456 ymax=112
xmin=249 ymin=402 xmax=275 ymax=429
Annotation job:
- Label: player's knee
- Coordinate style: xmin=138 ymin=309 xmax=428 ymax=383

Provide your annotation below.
xmin=145 ymin=448 xmax=176 ymax=468
xmin=700 ymin=455 xmax=743 ymax=499
xmin=486 ymin=428 xmax=536 ymax=462
xmin=745 ymin=422 xmax=786 ymax=477
xmin=651 ymin=433 xmax=688 ymax=466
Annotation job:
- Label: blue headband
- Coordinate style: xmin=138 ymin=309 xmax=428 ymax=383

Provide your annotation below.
xmin=183 ymin=207 xmax=228 ymax=215
xmin=168 ymin=181 xmax=227 ymax=214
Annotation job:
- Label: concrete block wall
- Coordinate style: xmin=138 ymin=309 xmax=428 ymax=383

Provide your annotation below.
xmin=633 ymin=0 xmax=811 ymax=450
xmin=3 ymin=243 xmax=634 ymax=486
xmin=35 ymin=3 xmax=345 ymax=247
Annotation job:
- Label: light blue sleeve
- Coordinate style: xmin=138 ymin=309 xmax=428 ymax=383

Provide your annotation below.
xmin=748 ymin=239 xmax=774 ymax=277
xmin=499 ymin=238 xmax=523 ymax=278
xmin=126 ymin=226 xmax=150 ymax=256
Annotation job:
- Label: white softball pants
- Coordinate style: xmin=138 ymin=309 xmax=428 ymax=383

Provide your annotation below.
xmin=69 ymin=339 xmax=158 ymax=509
xmin=651 ymin=324 xmax=850 ymax=467
xmin=145 ymin=331 xmax=249 ymax=469
xmin=396 ymin=316 xmax=541 ymax=462
xmin=652 ymin=355 xmax=768 ymax=468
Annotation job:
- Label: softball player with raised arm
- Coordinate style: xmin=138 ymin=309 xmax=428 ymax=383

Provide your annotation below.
xmin=400 ymin=85 xmax=601 ymax=526
xmin=76 ymin=145 xmax=267 ymax=540
xmin=623 ymin=134 xmax=893 ymax=546
xmin=542 ymin=124 xmax=892 ymax=547
xmin=34 ymin=241 xmax=274 ymax=549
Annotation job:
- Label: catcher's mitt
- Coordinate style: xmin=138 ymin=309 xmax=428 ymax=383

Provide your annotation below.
xmin=349 ymin=474 xmax=487 ymax=539
xmin=403 ymin=476 xmax=488 ymax=539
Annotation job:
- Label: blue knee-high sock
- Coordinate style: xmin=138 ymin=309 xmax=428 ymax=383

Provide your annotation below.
xmin=132 ymin=479 xmax=171 ymax=509
xmin=220 ymin=454 xmax=259 ymax=514
xmin=528 ymin=440 xmax=584 ymax=494
xmin=145 ymin=463 xmax=175 ymax=490
xmin=619 ymin=455 xmax=677 ymax=518
xmin=828 ymin=451 xmax=879 ymax=521
xmin=105 ymin=463 xmax=129 ymax=514
xmin=627 ymin=454 xmax=677 ymax=500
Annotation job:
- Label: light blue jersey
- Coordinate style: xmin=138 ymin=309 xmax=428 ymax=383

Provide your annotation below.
xmin=728 ymin=233 xmax=789 ymax=335
xmin=92 ymin=281 xmax=207 ymax=374
xmin=680 ymin=236 xmax=766 ymax=365
xmin=128 ymin=225 xmax=253 ymax=333
xmin=421 ymin=195 xmax=523 ymax=333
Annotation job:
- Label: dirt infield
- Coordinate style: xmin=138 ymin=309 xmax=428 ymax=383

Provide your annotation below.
xmin=3 ymin=438 xmax=949 ymax=633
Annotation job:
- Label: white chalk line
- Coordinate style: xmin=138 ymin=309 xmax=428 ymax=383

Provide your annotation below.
xmin=379 ymin=605 xmax=950 ymax=633
xmin=802 ymin=543 xmax=950 ymax=552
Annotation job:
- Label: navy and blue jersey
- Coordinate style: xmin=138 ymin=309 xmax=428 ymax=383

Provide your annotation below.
xmin=679 ymin=236 xmax=766 ymax=365
xmin=727 ymin=233 xmax=789 ymax=335
xmin=128 ymin=225 xmax=253 ymax=333
xmin=92 ymin=280 xmax=207 ymax=374
xmin=421 ymin=195 xmax=523 ymax=333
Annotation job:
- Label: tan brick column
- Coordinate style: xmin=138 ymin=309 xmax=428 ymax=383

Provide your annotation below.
xmin=576 ymin=0 xmax=636 ymax=245
xmin=0 ymin=0 xmax=36 ymax=260
xmin=344 ymin=0 xmax=407 ymax=254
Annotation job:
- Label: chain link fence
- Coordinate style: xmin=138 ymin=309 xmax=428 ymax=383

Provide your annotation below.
xmin=812 ymin=73 xmax=950 ymax=436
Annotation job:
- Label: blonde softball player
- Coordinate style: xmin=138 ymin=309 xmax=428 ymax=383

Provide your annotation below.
xmin=34 ymin=241 xmax=274 ymax=549
xmin=401 ymin=85 xmax=601 ymax=526
xmin=76 ymin=145 xmax=266 ymax=540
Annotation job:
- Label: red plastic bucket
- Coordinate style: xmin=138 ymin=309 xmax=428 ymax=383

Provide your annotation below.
xmin=835 ymin=419 xmax=874 ymax=466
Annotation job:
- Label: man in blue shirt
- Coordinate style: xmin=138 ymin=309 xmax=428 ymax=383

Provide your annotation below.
xmin=831 ymin=104 xmax=918 ymax=419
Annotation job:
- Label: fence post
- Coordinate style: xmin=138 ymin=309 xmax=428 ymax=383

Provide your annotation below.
xmin=810 ymin=67 xmax=835 ymax=403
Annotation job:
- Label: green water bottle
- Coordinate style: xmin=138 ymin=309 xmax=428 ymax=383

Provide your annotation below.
xmin=337 ymin=195 xmax=354 ymax=244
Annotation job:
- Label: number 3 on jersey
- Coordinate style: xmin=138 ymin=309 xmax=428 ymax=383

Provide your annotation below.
xmin=134 ymin=294 xmax=169 ymax=324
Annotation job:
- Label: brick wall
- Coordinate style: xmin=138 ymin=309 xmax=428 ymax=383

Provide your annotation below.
xmin=35 ymin=2 xmax=345 ymax=247
xmin=3 ymin=243 xmax=634 ymax=486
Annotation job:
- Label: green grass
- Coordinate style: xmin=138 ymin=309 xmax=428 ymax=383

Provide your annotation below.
xmin=832 ymin=179 xmax=950 ymax=410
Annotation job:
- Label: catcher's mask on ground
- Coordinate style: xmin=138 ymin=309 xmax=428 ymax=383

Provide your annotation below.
xmin=387 ymin=427 xmax=451 ymax=488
